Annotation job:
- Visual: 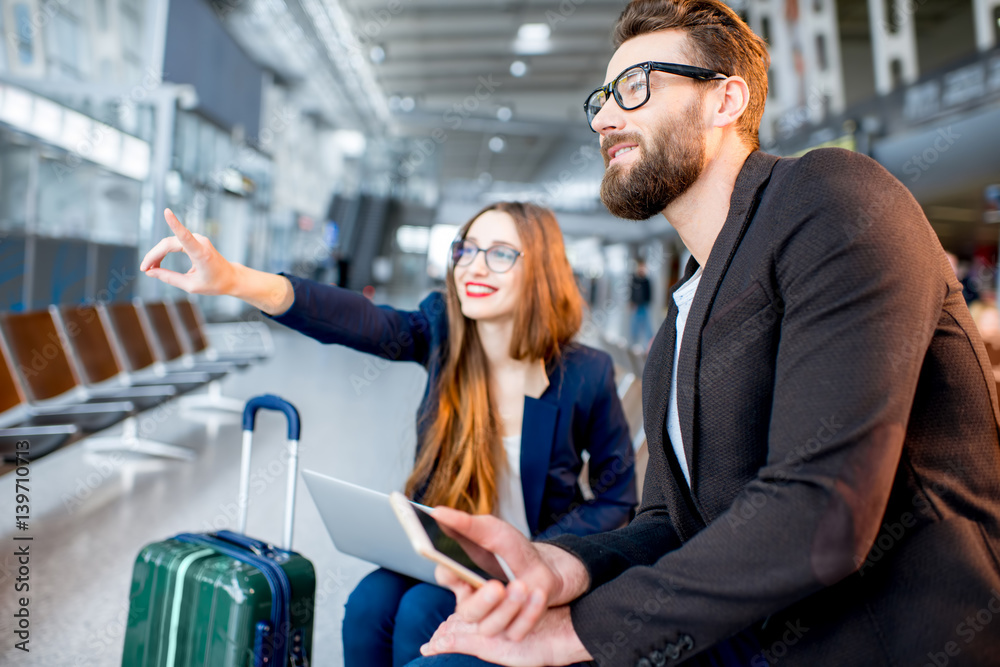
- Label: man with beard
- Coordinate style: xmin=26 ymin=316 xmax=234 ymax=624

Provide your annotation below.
xmin=408 ymin=1 xmax=1000 ymax=666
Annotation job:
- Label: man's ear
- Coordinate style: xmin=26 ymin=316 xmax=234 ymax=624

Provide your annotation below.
xmin=710 ymin=76 xmax=751 ymax=130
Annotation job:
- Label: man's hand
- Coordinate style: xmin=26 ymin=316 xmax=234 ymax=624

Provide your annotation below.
xmin=420 ymin=606 xmax=592 ymax=667
xmin=431 ymin=508 xmax=590 ymax=640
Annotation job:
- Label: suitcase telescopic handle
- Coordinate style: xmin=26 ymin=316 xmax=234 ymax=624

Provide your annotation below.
xmin=243 ymin=394 xmax=301 ymax=440
xmin=238 ymin=394 xmax=301 ymax=550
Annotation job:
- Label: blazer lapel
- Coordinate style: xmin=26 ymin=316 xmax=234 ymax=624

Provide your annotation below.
xmin=675 ymin=151 xmax=781 ymax=499
xmin=644 ymin=259 xmax=709 ymax=541
xmin=520 ymin=395 xmax=559 ymax=536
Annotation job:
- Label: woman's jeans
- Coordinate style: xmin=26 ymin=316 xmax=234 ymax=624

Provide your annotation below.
xmin=343 ymin=568 xmax=457 ymax=667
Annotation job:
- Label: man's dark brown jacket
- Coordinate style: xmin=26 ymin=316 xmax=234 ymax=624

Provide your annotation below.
xmin=552 ymin=149 xmax=1000 ymax=666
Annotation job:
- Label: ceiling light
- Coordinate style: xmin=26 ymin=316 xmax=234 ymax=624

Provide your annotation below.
xmin=333 ymin=129 xmax=366 ymax=158
xmin=488 ymin=136 xmax=506 ymax=153
xmin=517 ymin=23 xmax=550 ymax=41
xmin=0 ymin=85 xmax=33 ymax=128
xmin=514 ymin=23 xmax=551 ymax=55
xmin=30 ymin=97 xmax=62 ymax=143
xmin=510 ymin=61 xmax=528 ymax=77
xmin=496 ymin=106 xmax=513 ymax=122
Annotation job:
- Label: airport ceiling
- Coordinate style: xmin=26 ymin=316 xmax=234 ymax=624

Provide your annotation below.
xmin=223 ymin=0 xmax=630 ymax=188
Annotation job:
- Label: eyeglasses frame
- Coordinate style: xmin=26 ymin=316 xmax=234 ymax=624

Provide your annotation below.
xmin=584 ymin=61 xmax=729 ymax=131
xmin=450 ymin=240 xmax=525 ymax=274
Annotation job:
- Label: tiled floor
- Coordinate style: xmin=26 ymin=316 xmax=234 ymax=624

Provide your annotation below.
xmin=0 ymin=322 xmax=432 ymax=666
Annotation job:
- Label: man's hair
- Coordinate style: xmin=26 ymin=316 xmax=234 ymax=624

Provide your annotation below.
xmin=613 ymin=0 xmax=770 ymax=150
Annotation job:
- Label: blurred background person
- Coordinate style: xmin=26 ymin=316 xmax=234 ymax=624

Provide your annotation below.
xmin=628 ymin=257 xmax=654 ymax=348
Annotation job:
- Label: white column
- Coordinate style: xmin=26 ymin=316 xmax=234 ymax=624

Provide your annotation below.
xmin=746 ymin=0 xmax=797 ymax=145
xmin=799 ymin=0 xmax=847 ymax=120
xmin=973 ymin=0 xmax=1000 ymax=51
xmin=867 ymin=0 xmax=919 ymax=95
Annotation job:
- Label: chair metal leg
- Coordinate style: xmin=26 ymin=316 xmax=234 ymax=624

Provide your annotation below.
xmin=178 ymin=380 xmax=244 ymax=413
xmin=84 ymin=417 xmax=196 ymax=461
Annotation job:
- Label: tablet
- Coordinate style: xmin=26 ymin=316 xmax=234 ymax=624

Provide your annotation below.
xmin=301 ymin=469 xmax=439 ymax=584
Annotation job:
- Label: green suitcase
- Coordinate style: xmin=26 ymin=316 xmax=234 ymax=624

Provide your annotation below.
xmin=122 ymin=395 xmax=315 ymax=667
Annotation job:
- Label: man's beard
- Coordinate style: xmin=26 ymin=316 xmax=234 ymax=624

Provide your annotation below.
xmin=600 ymin=103 xmax=707 ymax=221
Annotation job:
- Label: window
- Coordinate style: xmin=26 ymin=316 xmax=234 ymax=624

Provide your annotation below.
xmin=13 ymin=3 xmax=34 ymax=66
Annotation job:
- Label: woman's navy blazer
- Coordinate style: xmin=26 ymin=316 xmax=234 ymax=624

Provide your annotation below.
xmin=270 ymin=274 xmax=637 ymax=539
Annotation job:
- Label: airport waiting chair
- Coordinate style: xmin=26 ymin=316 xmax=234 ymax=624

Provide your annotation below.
xmin=600 ymin=334 xmax=641 ymax=395
xmin=627 ymin=344 xmax=647 ymax=377
xmin=619 ymin=378 xmax=647 ymax=501
xmin=578 ymin=374 xmax=646 ymax=504
xmin=98 ymin=301 xmax=216 ymax=391
xmin=182 ymin=299 xmax=275 ymax=361
xmin=0 ymin=310 xmax=176 ymax=411
xmin=137 ymin=300 xmax=247 ymax=413
xmin=984 ymin=340 xmax=1000 ymax=367
xmin=58 ymin=303 xmax=211 ymax=399
xmin=0 ymin=338 xmax=80 ymax=461
xmin=137 ymin=301 xmax=233 ymax=377
xmin=0 ymin=325 xmax=128 ymax=461
xmin=0 ymin=309 xmax=195 ymax=461
xmin=170 ymin=299 xmax=268 ymax=365
xmin=100 ymin=301 xmax=243 ymax=415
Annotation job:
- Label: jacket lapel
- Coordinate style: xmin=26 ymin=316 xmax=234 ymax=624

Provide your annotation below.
xmin=520 ymin=357 xmax=562 ymax=535
xmin=643 ymin=263 xmax=710 ymax=541
xmin=675 ymin=151 xmax=781 ymax=500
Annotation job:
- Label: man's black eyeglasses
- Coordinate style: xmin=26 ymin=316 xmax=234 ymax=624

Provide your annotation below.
xmin=584 ymin=61 xmax=728 ymax=130
xmin=451 ymin=240 xmax=524 ymax=273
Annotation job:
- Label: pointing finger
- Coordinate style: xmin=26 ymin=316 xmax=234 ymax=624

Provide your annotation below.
xmin=163 ymin=209 xmax=203 ymax=256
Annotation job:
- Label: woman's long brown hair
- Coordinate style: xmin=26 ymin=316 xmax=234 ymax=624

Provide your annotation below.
xmin=404 ymin=202 xmax=584 ymax=515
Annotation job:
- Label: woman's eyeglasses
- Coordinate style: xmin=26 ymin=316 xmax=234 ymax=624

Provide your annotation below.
xmin=583 ymin=61 xmax=728 ymax=130
xmin=450 ymin=240 xmax=523 ymax=273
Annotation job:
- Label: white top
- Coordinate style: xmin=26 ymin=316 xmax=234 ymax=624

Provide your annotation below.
xmin=667 ymin=266 xmax=704 ymax=488
xmin=497 ymin=434 xmax=531 ymax=537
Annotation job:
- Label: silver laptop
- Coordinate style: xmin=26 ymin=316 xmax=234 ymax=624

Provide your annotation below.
xmin=302 ymin=469 xmax=438 ymax=584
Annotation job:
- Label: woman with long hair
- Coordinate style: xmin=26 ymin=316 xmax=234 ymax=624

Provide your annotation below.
xmin=141 ymin=201 xmax=637 ymax=666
